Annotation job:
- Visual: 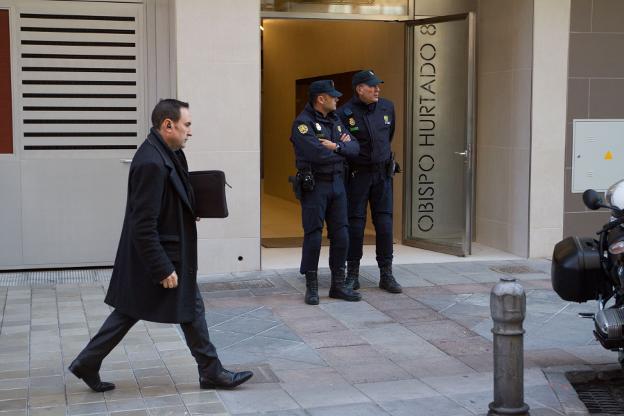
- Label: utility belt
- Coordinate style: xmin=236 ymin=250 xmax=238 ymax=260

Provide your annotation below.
xmin=288 ymin=168 xmax=343 ymax=200
xmin=350 ymin=153 xmax=401 ymax=178
xmin=314 ymin=171 xmax=343 ymax=182
xmin=349 ymin=161 xmax=388 ymax=173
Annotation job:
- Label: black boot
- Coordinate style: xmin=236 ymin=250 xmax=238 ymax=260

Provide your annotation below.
xmin=346 ymin=260 xmax=360 ymax=291
xmin=329 ymin=267 xmax=361 ymax=301
xmin=379 ymin=265 xmax=402 ymax=293
xmin=304 ymin=271 xmax=319 ymax=305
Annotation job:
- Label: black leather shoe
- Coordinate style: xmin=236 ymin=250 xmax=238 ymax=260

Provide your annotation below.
xmin=200 ymin=369 xmax=253 ymax=389
xmin=68 ymin=360 xmax=115 ymax=392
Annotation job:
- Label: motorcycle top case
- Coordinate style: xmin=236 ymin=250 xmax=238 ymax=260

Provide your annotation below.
xmin=551 ymin=236 xmax=604 ymax=302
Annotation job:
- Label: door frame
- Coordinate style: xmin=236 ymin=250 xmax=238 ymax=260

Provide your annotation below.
xmin=257 ymin=11 xmax=477 ymax=261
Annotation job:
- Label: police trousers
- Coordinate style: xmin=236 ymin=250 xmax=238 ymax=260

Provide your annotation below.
xmin=347 ymin=170 xmax=393 ymax=267
xmin=73 ymin=287 xmax=223 ymax=378
xmin=299 ymin=176 xmax=349 ymax=274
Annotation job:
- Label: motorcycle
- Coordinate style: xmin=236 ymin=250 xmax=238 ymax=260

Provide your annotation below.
xmin=551 ymin=179 xmax=624 ymax=365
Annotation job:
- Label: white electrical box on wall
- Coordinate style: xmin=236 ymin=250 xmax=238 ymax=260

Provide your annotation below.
xmin=572 ymin=119 xmax=624 ymax=193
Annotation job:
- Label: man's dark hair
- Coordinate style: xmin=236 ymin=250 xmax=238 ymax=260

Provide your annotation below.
xmin=151 ymin=99 xmax=190 ymax=128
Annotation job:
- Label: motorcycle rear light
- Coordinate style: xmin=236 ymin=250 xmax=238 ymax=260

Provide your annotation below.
xmin=608 ymin=241 xmax=624 ymax=255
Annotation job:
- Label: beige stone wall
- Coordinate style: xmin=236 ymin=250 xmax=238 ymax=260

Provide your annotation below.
xmin=475 ymin=0 xmax=534 ymax=256
xmin=175 ymin=0 xmax=261 ymax=274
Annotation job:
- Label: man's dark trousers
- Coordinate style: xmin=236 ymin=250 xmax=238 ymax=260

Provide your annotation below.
xmin=347 ymin=169 xmax=393 ymax=267
xmin=74 ymin=286 xmax=222 ymax=378
xmin=299 ymin=176 xmax=349 ymax=274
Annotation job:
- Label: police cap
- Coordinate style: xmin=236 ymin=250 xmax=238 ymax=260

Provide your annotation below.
xmin=309 ymin=79 xmax=342 ymax=99
xmin=352 ymin=69 xmax=384 ymax=87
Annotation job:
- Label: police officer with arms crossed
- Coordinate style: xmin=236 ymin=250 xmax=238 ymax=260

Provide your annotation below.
xmin=290 ymin=80 xmax=362 ymax=305
xmin=338 ymin=70 xmax=402 ymax=294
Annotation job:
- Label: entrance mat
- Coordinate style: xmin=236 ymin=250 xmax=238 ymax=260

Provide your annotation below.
xmin=261 ymin=234 xmax=376 ymax=248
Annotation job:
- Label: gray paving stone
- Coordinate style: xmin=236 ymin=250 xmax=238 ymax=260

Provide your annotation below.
xmin=320 ymin=302 xmax=393 ymax=329
xmin=394 ymin=357 xmax=476 ymax=378
xmin=185 ymin=402 xmax=228 ymax=415
xmin=306 ymin=402 xmax=391 ymax=415
xmin=277 ymin=368 xmax=370 ymax=409
xmin=180 ymin=391 xmax=220 ymax=406
xmin=105 ymin=398 xmax=146 ymax=413
xmin=299 ymin=329 xmax=367 ymax=349
xmin=109 ymin=411 xmax=149 ymax=416
xmin=355 ymin=379 xmax=439 ymax=402
xmin=146 ymin=405 xmax=188 ymax=416
xmin=28 ymin=406 xmax=68 ymax=416
xmin=379 ymin=396 xmax=474 ymax=416
xmin=217 ymin=383 xmax=300 ymax=414
xmin=67 ymin=401 xmax=108 ymax=415
xmin=0 ymin=399 xmax=26 ymax=411
xmin=237 ymin=410 xmax=307 ymax=416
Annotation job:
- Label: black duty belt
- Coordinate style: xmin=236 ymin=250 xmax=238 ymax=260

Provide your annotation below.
xmin=314 ymin=171 xmax=343 ymax=181
xmin=350 ymin=161 xmax=389 ymax=172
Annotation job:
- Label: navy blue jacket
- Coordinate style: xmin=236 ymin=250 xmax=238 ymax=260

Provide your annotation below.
xmin=290 ymin=103 xmax=359 ymax=174
xmin=338 ymin=96 xmax=395 ymax=165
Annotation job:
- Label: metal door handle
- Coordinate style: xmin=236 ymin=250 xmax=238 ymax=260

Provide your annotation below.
xmin=454 ymin=151 xmax=468 ymax=157
xmin=120 ymin=159 xmax=132 ymax=164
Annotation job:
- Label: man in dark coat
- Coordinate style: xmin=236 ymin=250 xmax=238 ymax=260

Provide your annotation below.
xmin=68 ymin=99 xmax=253 ymax=392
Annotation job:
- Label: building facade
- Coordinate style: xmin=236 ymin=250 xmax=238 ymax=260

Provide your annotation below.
xmin=1 ymin=0 xmax=619 ymax=275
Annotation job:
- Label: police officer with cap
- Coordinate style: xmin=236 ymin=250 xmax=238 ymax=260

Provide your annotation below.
xmin=290 ymin=79 xmax=361 ymax=305
xmin=338 ymin=70 xmax=402 ymax=294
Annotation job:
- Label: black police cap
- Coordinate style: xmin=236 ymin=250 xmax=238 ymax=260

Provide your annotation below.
xmin=352 ymin=69 xmax=384 ymax=87
xmin=309 ymin=80 xmax=342 ymax=99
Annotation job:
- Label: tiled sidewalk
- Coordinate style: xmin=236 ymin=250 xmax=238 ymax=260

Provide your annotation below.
xmin=0 ymin=259 xmax=615 ymax=415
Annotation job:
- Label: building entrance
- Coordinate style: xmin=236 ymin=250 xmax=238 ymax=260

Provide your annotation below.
xmin=260 ymin=14 xmax=475 ymax=257
xmin=260 ymin=18 xmax=406 ymax=249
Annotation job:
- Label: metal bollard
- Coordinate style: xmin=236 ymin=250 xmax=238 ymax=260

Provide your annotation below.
xmin=488 ymin=276 xmax=530 ymax=416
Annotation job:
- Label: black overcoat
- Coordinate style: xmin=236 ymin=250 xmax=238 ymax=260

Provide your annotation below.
xmin=105 ymin=129 xmax=198 ymax=323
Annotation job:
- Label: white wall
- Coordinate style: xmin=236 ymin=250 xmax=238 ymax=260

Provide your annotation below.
xmin=174 ymin=0 xmax=261 ymax=274
xmin=529 ymin=0 xmax=570 ymax=257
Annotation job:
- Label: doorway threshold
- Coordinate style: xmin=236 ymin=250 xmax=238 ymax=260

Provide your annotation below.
xmin=261 ymin=242 xmax=521 ymax=270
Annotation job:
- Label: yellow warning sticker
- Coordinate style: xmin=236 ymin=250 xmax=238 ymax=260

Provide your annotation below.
xmin=605 ymin=151 xmax=613 ymax=160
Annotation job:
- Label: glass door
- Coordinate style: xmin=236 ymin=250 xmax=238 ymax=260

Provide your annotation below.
xmin=404 ymin=13 xmax=475 ymax=256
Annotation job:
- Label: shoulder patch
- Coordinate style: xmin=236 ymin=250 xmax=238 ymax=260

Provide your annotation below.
xmin=297 ymin=124 xmax=308 ymax=134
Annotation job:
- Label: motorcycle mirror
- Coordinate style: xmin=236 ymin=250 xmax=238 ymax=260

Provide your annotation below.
xmin=583 ymin=189 xmax=603 ymax=210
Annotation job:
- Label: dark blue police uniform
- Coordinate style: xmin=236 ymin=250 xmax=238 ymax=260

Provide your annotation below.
xmin=290 ymin=80 xmax=361 ymax=305
xmin=338 ymin=70 xmax=402 ymax=293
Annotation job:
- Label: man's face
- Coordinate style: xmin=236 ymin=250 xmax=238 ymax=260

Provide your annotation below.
xmin=318 ymin=93 xmax=339 ymax=113
xmin=163 ymin=107 xmax=192 ymax=150
xmin=357 ymin=83 xmax=380 ymax=104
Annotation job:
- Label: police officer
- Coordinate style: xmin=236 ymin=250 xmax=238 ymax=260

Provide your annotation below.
xmin=338 ymin=70 xmax=402 ymax=294
xmin=290 ymin=80 xmax=361 ymax=305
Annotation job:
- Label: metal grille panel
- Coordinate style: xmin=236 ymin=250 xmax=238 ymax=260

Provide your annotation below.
xmin=0 ymin=268 xmax=111 ymax=286
xmin=573 ymin=379 xmax=624 ymax=414
xmin=489 ymin=265 xmax=538 ymax=274
xmin=17 ymin=2 xmax=143 ymax=151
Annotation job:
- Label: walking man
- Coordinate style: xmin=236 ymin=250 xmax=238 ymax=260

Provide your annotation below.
xmin=68 ymin=99 xmax=253 ymax=392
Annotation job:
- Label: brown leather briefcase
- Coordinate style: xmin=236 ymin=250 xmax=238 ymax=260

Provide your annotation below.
xmin=189 ymin=170 xmax=229 ymax=218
